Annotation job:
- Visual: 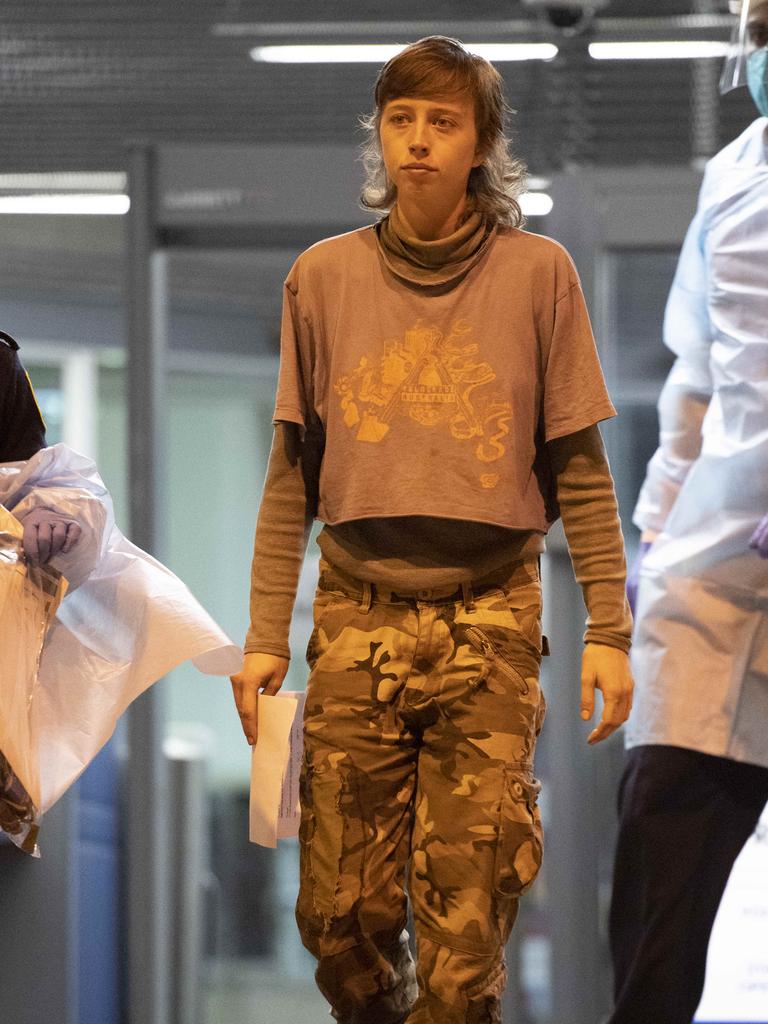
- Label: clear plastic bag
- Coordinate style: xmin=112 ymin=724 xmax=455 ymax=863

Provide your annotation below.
xmin=0 ymin=444 xmax=241 ymax=831
xmin=0 ymin=505 xmax=66 ymax=855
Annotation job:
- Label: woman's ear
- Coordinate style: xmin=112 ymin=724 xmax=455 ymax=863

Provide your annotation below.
xmin=472 ymin=140 xmax=488 ymax=168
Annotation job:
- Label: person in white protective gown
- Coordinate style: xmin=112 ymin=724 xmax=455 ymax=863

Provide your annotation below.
xmin=0 ymin=442 xmax=242 ymax=853
xmin=607 ymin=3 xmax=768 ymax=1022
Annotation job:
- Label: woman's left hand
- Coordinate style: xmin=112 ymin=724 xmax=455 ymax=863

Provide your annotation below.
xmin=579 ymin=643 xmax=634 ymax=745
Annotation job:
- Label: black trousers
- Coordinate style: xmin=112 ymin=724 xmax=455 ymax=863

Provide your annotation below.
xmin=607 ymin=744 xmax=768 ymax=1024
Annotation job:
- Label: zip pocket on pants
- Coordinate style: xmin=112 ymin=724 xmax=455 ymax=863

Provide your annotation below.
xmin=466 ymin=627 xmax=530 ymax=694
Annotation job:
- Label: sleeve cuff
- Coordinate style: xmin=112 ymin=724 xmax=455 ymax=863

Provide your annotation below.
xmin=583 ymin=630 xmax=632 ymax=654
xmin=243 ymin=640 xmax=291 ymax=660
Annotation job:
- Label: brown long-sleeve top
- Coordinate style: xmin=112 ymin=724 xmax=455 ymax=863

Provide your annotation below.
xmin=246 ymin=206 xmax=632 ymax=657
xmin=244 ymin=421 xmax=632 ymax=660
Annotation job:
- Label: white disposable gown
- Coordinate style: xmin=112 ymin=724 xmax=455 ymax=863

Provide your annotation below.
xmin=0 ymin=443 xmax=242 ymax=812
xmin=628 ymin=117 xmax=768 ymax=767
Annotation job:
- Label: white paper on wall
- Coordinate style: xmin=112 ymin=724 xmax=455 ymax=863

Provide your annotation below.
xmin=694 ymin=802 xmax=768 ymax=1023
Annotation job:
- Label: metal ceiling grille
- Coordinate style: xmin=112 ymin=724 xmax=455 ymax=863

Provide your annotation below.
xmin=0 ymin=0 xmax=757 ymax=174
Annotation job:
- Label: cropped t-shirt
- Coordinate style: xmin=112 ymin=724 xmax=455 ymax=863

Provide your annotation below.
xmin=274 ymin=224 xmax=616 ymax=533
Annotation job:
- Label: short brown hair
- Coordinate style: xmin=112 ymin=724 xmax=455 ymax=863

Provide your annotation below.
xmin=360 ymin=36 xmax=527 ymax=227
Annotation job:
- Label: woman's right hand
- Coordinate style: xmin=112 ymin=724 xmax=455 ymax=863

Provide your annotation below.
xmin=230 ymin=652 xmax=289 ymax=745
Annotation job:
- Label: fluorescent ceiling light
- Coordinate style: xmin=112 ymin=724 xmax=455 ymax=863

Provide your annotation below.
xmin=473 ymin=43 xmax=558 ymax=62
xmin=216 ymin=20 xmax=540 ymax=38
xmin=589 ymin=40 xmax=729 ymax=60
xmin=520 ymin=192 xmax=553 ymax=217
xmin=251 ymin=43 xmax=558 ymax=63
xmin=0 ymin=194 xmax=130 ymax=215
xmin=0 ymin=172 xmax=127 ymax=191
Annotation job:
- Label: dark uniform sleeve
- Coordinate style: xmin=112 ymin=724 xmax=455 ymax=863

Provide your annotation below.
xmin=0 ymin=331 xmax=46 ymax=462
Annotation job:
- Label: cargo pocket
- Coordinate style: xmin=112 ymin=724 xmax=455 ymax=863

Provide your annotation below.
xmin=298 ymin=757 xmax=365 ymax=926
xmin=493 ymin=769 xmax=543 ymax=898
xmin=296 ymin=758 xmax=321 ymax=948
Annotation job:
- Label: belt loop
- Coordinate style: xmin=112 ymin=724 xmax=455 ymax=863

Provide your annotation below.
xmin=461 ymin=581 xmax=476 ymax=614
xmin=360 ymin=580 xmax=372 ymax=614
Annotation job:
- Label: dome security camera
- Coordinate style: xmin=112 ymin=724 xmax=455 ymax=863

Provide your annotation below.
xmin=521 ymin=0 xmax=610 ymax=32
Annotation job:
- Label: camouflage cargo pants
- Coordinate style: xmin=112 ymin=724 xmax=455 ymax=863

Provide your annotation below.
xmin=296 ymin=557 xmax=546 ymax=1024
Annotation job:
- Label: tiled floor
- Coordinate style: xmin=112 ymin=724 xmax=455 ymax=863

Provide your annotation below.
xmin=206 ymin=961 xmax=329 ymax=1024
xmin=205 ymin=952 xmax=550 ymax=1024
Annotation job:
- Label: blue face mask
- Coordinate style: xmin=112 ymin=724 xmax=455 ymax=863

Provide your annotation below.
xmin=747 ymin=47 xmax=768 ymax=117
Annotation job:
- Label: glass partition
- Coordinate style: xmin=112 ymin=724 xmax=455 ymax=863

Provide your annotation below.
xmin=599 ymin=247 xmax=679 ymax=549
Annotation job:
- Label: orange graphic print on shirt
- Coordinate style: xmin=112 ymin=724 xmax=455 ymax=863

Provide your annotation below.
xmin=334 ymin=319 xmax=513 ymax=488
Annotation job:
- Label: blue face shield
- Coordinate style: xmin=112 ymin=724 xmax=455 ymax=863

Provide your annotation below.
xmin=747 ymin=47 xmax=768 ymax=115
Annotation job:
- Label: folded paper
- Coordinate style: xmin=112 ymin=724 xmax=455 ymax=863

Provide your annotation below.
xmin=249 ymin=690 xmax=306 ymax=848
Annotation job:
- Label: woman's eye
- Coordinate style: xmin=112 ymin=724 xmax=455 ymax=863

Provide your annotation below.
xmin=435 ymin=118 xmax=453 ymax=128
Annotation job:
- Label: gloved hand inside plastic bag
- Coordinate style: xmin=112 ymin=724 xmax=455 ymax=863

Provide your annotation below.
xmin=0 ymin=444 xmax=243 ymax=854
xmin=21 ymin=506 xmax=82 ymax=566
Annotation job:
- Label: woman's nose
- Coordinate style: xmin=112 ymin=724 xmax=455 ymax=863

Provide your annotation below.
xmin=408 ymin=136 xmax=429 ymax=157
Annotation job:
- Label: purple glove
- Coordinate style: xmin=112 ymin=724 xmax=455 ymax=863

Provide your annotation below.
xmin=626 ymin=540 xmax=652 ymax=616
xmin=749 ymin=514 xmax=768 ymax=558
xmin=21 ymin=507 xmax=82 ymax=566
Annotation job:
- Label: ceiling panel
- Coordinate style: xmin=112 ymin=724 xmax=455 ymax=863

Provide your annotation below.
xmin=0 ymin=1 xmax=756 ymax=174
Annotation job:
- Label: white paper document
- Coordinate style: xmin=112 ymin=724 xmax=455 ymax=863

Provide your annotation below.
xmin=249 ymin=690 xmax=307 ymax=849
